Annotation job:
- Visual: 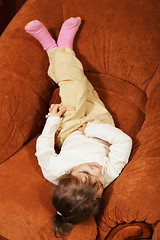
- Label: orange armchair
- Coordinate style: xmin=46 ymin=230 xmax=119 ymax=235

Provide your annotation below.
xmin=0 ymin=0 xmax=160 ymax=239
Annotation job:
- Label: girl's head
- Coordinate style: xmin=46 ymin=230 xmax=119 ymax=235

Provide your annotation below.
xmin=52 ymin=163 xmax=106 ymax=236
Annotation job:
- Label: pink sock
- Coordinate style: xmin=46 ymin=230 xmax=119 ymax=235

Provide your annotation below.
xmin=57 ymin=17 xmax=81 ymax=49
xmin=25 ymin=20 xmax=57 ymax=51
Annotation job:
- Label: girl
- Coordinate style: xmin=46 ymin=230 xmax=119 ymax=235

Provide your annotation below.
xmin=25 ymin=17 xmax=132 ymax=236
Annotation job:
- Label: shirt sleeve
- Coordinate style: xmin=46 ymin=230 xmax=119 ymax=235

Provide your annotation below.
xmin=35 ymin=115 xmax=62 ymax=183
xmin=85 ymin=122 xmax=132 ymax=186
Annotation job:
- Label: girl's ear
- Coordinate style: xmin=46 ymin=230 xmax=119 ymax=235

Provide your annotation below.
xmin=96 ymin=188 xmax=103 ymax=198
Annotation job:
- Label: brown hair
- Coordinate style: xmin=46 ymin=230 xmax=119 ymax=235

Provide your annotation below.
xmin=52 ymin=172 xmax=102 ymax=237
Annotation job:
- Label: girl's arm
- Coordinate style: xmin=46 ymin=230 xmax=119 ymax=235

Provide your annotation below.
xmin=84 ymin=122 xmax=132 ymax=184
xmin=35 ymin=104 xmax=66 ymax=182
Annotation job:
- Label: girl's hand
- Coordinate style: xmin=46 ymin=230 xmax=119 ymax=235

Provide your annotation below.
xmin=79 ymin=123 xmax=87 ymax=135
xmin=49 ymin=104 xmax=66 ymax=117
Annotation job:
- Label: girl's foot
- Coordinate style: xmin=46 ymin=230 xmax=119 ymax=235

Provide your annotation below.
xmin=25 ymin=20 xmax=57 ymax=51
xmin=57 ymin=17 xmax=81 ymax=49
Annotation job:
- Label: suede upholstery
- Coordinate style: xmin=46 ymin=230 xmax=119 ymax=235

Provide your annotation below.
xmin=0 ymin=0 xmax=160 ymax=239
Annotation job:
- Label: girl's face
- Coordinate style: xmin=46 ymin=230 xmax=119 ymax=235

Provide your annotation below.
xmin=71 ymin=162 xmax=106 ymax=197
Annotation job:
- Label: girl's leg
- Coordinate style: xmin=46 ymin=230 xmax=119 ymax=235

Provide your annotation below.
xmin=55 ymin=17 xmax=114 ymax=127
xmin=47 ymin=17 xmax=85 ymax=121
xmin=48 ymin=47 xmax=88 ymax=146
xmin=85 ymin=80 xmax=115 ymax=126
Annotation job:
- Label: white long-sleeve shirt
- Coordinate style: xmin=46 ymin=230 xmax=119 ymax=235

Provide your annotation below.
xmin=35 ymin=116 xmax=132 ymax=188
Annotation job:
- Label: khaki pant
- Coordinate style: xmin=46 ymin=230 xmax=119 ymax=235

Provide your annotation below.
xmin=47 ymin=47 xmax=114 ymax=146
